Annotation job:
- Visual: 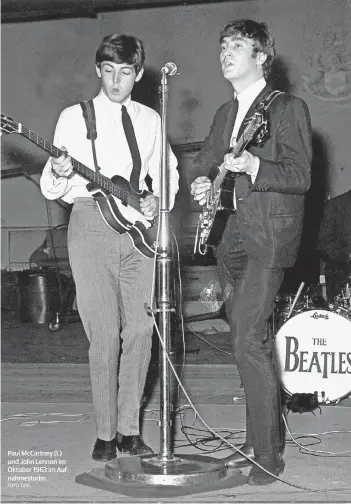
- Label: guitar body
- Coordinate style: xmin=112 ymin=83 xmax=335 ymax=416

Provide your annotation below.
xmin=218 ymin=172 xmax=236 ymax=212
xmin=87 ymin=175 xmax=158 ymax=258
xmin=204 ymin=209 xmax=232 ymax=249
xmin=197 ymin=173 xmax=235 ymax=252
xmin=205 ymin=172 xmax=235 ymax=248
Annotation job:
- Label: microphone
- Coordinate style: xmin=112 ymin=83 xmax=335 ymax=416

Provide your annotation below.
xmin=161 ymin=62 xmax=178 ymax=76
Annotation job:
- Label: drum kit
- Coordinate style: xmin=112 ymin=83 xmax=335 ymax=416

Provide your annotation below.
xmin=274 ymin=276 xmax=351 ymax=406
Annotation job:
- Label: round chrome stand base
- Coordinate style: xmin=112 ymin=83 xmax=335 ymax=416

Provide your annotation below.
xmin=75 ymin=455 xmax=247 ymax=497
xmin=105 ymin=453 xmax=227 ymax=486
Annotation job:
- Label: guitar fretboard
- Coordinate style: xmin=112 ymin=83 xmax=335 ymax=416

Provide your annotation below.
xmin=20 ymin=124 xmax=129 ymax=204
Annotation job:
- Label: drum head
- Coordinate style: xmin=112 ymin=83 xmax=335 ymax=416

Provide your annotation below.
xmin=275 ymin=309 xmax=351 ymax=403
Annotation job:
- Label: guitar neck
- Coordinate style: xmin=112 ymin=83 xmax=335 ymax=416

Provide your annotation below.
xmin=18 ymin=124 xmax=127 ymax=200
xmin=211 ymin=128 xmax=250 ymax=193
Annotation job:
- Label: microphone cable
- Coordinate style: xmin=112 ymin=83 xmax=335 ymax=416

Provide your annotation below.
xmin=149 ymin=225 xmax=325 ymax=492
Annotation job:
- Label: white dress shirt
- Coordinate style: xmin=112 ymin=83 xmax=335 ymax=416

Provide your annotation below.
xmin=40 ymin=90 xmax=179 ymax=208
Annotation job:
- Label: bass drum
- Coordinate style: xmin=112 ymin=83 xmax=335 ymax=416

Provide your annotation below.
xmin=275 ymin=307 xmax=351 ymax=404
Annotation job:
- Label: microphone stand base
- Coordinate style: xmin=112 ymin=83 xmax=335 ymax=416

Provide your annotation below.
xmin=105 ymin=453 xmax=226 ymax=486
xmin=76 ymin=454 xmax=246 ymax=497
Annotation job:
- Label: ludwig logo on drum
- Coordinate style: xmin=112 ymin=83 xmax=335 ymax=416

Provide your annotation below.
xmin=310 ymin=311 xmax=329 ymax=320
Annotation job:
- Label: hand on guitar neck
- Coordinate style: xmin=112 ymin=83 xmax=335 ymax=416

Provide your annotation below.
xmin=190 ymin=176 xmax=212 ymax=206
xmin=50 ymin=146 xmax=73 ymax=179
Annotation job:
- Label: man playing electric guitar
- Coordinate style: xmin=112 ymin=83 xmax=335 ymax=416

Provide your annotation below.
xmin=40 ymin=34 xmax=179 ymax=461
xmin=190 ymin=20 xmax=312 ymax=485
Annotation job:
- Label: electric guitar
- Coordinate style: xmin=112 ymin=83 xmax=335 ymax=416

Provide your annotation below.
xmin=195 ymin=106 xmax=268 ymax=255
xmin=0 ymin=114 xmax=159 ymax=258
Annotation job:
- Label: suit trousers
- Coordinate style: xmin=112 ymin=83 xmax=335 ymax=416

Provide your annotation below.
xmin=67 ymin=198 xmax=155 ymax=441
xmin=216 ymin=213 xmax=285 ymax=457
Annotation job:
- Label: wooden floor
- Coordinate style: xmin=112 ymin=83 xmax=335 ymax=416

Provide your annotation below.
xmin=1 ymin=310 xmax=240 ymax=405
xmin=1 ymin=362 xmax=243 ymax=407
xmin=2 ymin=310 xmax=351 ymax=408
xmin=1 ymin=310 xmax=233 ymax=365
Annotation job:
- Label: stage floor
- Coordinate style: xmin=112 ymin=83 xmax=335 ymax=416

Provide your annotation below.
xmin=2 ymin=313 xmax=351 ymax=502
xmin=2 ymin=400 xmax=351 ymax=502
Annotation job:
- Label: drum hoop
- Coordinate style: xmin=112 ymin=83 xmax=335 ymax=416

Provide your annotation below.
xmin=280 ymin=305 xmax=351 ymax=324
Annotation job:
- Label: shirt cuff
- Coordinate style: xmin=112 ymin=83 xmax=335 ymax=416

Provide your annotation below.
xmin=50 ymin=164 xmax=61 ymax=180
xmin=40 ymin=161 xmax=70 ymax=199
xmin=250 ymin=156 xmax=260 ymax=184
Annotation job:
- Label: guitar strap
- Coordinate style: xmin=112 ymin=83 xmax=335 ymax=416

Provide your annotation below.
xmin=233 ymin=90 xmax=284 ymax=199
xmin=255 ymin=89 xmax=284 ymax=113
xmin=80 ymin=100 xmax=143 ymax=192
xmin=80 ymin=100 xmax=100 ymax=174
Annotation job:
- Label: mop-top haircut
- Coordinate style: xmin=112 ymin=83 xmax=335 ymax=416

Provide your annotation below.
xmin=220 ymin=19 xmax=275 ymax=78
xmin=95 ymin=34 xmax=145 ymax=74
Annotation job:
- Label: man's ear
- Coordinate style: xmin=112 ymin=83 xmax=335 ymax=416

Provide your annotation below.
xmin=135 ymin=67 xmax=144 ymax=82
xmin=256 ymin=52 xmax=267 ymax=66
xmin=95 ymin=65 xmax=102 ymax=78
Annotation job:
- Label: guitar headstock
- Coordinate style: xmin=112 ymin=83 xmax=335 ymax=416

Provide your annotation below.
xmin=0 ymin=114 xmax=20 ymax=136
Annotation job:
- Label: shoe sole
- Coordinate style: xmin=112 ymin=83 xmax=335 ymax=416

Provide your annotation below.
xmin=226 ymin=458 xmax=254 ymax=469
xmin=118 ymin=449 xmax=154 ymax=456
xmin=92 ymin=454 xmax=117 ymax=462
xmin=247 ymin=462 xmax=285 ymax=485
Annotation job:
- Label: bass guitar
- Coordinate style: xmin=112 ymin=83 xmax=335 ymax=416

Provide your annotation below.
xmin=1 ymin=114 xmax=158 ymax=258
xmin=194 ymin=106 xmax=268 ymax=255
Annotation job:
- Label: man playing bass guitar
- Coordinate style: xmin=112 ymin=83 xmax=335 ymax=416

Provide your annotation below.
xmin=190 ymin=20 xmax=312 ymax=485
xmin=40 ymin=34 xmax=179 ymax=461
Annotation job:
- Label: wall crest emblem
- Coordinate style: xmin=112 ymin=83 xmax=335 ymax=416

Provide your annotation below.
xmin=301 ymin=33 xmax=351 ymax=102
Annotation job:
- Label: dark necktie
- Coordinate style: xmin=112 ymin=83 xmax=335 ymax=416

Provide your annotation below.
xmin=121 ymin=105 xmax=141 ymax=192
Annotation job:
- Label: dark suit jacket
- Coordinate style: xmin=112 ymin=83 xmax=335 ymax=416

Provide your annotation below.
xmin=191 ymin=85 xmax=313 ymax=268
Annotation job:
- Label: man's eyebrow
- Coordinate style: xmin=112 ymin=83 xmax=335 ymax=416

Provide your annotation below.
xmin=221 ymin=36 xmax=245 ymax=43
xmin=101 ymin=62 xmax=134 ymax=68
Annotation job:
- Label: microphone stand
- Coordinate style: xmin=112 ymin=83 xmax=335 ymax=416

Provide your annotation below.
xmin=77 ymin=66 xmax=245 ymax=495
xmin=157 ymin=66 xmax=175 ymax=461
